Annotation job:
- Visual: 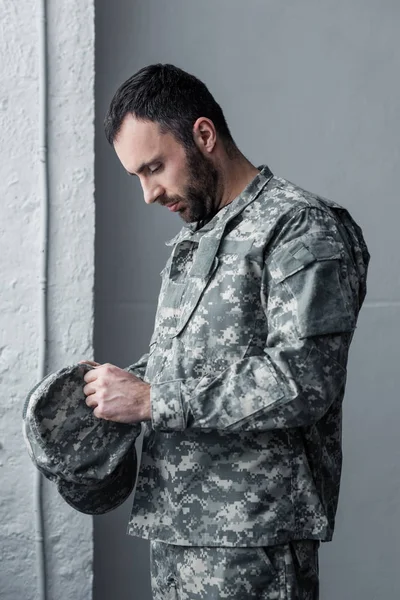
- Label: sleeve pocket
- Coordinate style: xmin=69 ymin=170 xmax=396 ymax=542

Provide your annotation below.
xmin=270 ymin=235 xmax=356 ymax=338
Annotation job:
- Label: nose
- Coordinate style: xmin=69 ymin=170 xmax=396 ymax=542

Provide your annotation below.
xmin=142 ymin=181 xmax=164 ymax=205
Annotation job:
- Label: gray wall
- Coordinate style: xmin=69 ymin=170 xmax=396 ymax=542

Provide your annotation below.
xmin=94 ymin=1 xmax=399 ymax=598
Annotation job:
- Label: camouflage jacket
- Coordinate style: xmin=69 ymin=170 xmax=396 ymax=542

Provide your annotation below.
xmin=126 ymin=165 xmax=369 ymax=546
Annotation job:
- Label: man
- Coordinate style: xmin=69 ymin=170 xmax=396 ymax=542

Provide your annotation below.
xmin=81 ymin=64 xmax=369 ymax=599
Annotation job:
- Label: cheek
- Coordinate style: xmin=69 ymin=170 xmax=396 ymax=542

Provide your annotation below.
xmin=164 ymin=170 xmax=187 ymax=198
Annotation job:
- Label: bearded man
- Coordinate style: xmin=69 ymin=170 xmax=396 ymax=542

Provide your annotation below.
xmin=80 ymin=63 xmax=369 ymax=600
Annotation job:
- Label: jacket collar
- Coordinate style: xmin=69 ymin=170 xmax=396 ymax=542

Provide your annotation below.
xmin=165 ymin=165 xmax=273 ymax=247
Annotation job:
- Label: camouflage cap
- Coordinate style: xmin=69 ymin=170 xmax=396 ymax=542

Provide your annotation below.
xmin=22 ymin=363 xmax=141 ymax=515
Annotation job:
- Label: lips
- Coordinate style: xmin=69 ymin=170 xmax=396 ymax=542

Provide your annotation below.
xmin=167 ymin=202 xmax=181 ymax=212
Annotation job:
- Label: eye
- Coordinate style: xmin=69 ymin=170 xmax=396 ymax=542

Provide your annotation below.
xmin=149 ymin=164 xmax=162 ymax=174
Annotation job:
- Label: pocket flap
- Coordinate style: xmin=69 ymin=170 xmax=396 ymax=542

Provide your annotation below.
xmin=218 ymin=238 xmax=254 ymax=256
xmin=271 ymin=235 xmax=343 ymax=283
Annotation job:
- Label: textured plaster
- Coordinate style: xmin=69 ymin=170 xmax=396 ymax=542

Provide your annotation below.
xmin=0 ymin=1 xmax=95 ymax=599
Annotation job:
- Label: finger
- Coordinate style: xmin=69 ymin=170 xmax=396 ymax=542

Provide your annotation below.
xmin=93 ymin=405 xmax=107 ymax=420
xmin=83 ymin=383 xmax=96 ymax=397
xmin=79 ymin=360 xmax=100 ymax=367
xmin=83 ymin=370 xmax=99 ymax=384
xmin=85 ymin=394 xmax=98 ymax=409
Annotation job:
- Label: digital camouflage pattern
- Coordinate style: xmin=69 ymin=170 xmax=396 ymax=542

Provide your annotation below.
xmin=126 ymin=165 xmax=370 ymax=546
xmin=150 ymin=539 xmax=319 ymax=600
xmin=23 ymin=363 xmax=141 ymax=514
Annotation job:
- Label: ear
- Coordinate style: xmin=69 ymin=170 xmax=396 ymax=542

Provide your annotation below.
xmin=192 ymin=118 xmax=217 ymax=154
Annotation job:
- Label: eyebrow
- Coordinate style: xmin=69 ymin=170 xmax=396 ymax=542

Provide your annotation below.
xmin=126 ymin=156 xmax=163 ymax=177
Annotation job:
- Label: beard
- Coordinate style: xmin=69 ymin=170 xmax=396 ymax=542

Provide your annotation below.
xmin=159 ymin=146 xmax=221 ymax=223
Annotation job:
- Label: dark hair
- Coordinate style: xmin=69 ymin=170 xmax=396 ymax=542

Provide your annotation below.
xmin=104 ymin=63 xmax=237 ymax=154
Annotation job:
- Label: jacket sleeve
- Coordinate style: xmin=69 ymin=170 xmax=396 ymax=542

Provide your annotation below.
xmin=150 ymin=206 xmax=364 ymax=432
xmin=124 ymin=351 xmax=150 ymax=380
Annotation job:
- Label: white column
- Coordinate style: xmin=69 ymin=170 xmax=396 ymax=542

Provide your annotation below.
xmin=0 ymin=1 xmax=95 ymax=599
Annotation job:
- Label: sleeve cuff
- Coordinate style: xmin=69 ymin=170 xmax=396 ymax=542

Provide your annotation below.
xmin=150 ymin=379 xmax=186 ymax=431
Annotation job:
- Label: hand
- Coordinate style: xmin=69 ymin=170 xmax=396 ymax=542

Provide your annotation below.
xmin=82 ymin=362 xmax=151 ymax=423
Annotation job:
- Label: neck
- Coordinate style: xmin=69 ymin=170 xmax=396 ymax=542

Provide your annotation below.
xmin=217 ymin=155 xmax=260 ymax=211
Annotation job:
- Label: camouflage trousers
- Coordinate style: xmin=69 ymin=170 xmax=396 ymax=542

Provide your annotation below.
xmin=150 ymin=539 xmax=319 ymax=600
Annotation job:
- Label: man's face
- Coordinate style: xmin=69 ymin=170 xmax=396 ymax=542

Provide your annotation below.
xmin=113 ymin=114 xmax=220 ymax=223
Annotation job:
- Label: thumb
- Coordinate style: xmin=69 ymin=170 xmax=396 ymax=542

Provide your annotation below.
xmin=78 ymin=359 xmax=101 ymax=367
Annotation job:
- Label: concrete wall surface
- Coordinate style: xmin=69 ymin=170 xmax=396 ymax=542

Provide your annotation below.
xmin=0 ymin=1 xmax=95 ymax=599
xmin=94 ymin=1 xmax=399 ymax=599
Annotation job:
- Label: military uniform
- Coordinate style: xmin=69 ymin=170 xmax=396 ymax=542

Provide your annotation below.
xmin=125 ymin=165 xmax=369 ymax=598
xmin=150 ymin=539 xmax=319 ymax=599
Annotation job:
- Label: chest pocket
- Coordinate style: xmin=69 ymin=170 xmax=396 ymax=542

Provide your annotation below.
xmin=156 ymin=236 xmax=221 ymax=340
xmin=176 ymin=235 xmax=261 ymax=335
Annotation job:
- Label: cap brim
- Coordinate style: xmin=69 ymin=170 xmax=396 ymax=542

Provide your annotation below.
xmin=56 ymin=448 xmax=137 ymax=515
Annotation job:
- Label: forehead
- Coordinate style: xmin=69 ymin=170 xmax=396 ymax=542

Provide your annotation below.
xmin=113 ymin=113 xmax=184 ymax=173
